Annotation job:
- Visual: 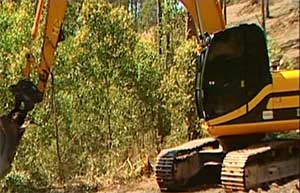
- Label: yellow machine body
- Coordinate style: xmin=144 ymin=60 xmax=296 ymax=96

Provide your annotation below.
xmin=180 ymin=0 xmax=299 ymax=139
xmin=207 ymin=70 xmax=300 ymax=137
xmin=196 ymin=23 xmax=300 ymax=139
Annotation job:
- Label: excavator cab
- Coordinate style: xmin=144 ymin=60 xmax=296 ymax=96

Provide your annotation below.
xmin=197 ymin=24 xmax=272 ymax=119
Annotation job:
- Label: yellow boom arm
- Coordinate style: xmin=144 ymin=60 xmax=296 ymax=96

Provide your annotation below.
xmin=180 ymin=0 xmax=225 ymax=38
xmin=31 ymin=0 xmax=68 ymax=94
xmin=13 ymin=0 xmax=68 ymax=113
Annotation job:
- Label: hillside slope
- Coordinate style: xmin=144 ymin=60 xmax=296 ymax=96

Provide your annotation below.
xmin=227 ymin=0 xmax=299 ymax=68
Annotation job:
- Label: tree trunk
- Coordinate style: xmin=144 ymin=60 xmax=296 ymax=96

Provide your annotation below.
xmin=262 ymin=0 xmax=266 ymax=31
xmin=104 ymin=75 xmax=112 ymax=150
xmin=166 ymin=32 xmax=171 ymax=68
xmin=266 ymin=0 xmax=271 ymax=18
xmin=157 ymin=0 xmax=162 ymax=55
xmin=165 ymin=1 xmax=171 ymax=69
xmin=186 ymin=13 xmax=196 ymax=40
xmin=134 ymin=0 xmax=138 ymax=24
xmin=223 ymin=0 xmax=227 ymax=25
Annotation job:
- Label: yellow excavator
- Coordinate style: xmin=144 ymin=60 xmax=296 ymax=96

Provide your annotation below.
xmin=155 ymin=0 xmax=299 ymax=192
xmin=0 ymin=0 xmax=67 ymax=178
xmin=0 ymin=1 xmax=299 ymax=192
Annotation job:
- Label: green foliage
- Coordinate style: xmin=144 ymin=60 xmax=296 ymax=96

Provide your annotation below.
xmin=0 ymin=0 xmax=201 ymax=191
xmin=160 ymin=40 xmax=204 ymax=145
xmin=1 ymin=172 xmax=37 ymax=193
xmin=137 ymin=0 xmax=157 ymax=31
xmin=267 ymin=37 xmax=295 ymax=69
xmin=0 ymin=0 xmax=35 ymax=114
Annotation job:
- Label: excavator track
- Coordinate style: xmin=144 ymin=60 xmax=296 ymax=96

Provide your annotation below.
xmin=155 ymin=137 xmax=224 ymax=192
xmin=221 ymin=139 xmax=300 ymax=192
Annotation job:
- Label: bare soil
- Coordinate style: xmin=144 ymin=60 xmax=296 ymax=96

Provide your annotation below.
xmin=98 ymin=176 xmax=299 ymax=193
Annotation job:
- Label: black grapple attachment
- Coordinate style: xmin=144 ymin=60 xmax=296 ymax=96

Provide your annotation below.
xmin=0 ymin=80 xmax=42 ymax=179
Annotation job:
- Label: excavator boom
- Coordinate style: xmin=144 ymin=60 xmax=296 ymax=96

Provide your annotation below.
xmin=31 ymin=0 xmax=67 ymax=93
xmin=0 ymin=0 xmax=67 ymax=179
xmin=180 ymin=0 xmax=225 ymax=39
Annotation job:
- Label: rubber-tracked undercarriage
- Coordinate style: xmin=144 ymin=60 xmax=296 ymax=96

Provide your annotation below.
xmin=155 ymin=138 xmax=300 ymax=192
xmin=221 ymin=139 xmax=300 ymax=192
xmin=155 ymin=138 xmax=224 ymax=191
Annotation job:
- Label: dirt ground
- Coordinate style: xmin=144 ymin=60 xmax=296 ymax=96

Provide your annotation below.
xmin=98 ymin=176 xmax=299 ymax=193
xmin=88 ymin=1 xmax=300 ymax=193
